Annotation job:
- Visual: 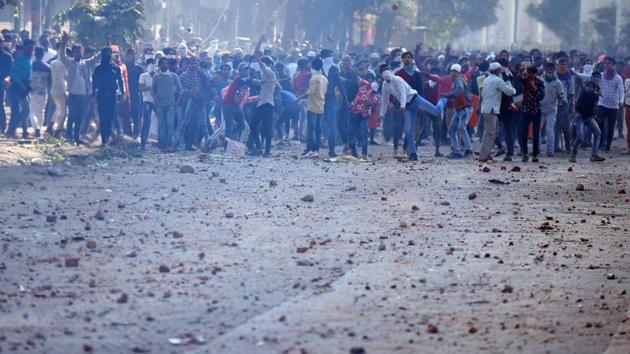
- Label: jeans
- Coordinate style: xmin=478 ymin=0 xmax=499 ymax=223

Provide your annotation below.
xmin=7 ymin=88 xmax=29 ymax=136
xmin=247 ymin=103 xmax=274 ymax=154
xmin=337 ymin=101 xmax=350 ymax=145
xmin=598 ymin=106 xmax=618 ymax=151
xmin=178 ymin=99 xmax=206 ymax=149
xmin=223 ymin=105 xmax=246 ymax=141
xmin=0 ymin=86 xmax=6 ymax=132
xmin=67 ymin=94 xmax=88 ymax=142
xmin=520 ymin=112 xmax=541 ymax=157
xmin=96 ymin=93 xmax=117 ymax=145
xmin=140 ymin=101 xmax=154 ymax=147
xmin=449 ymin=107 xmax=473 ymax=154
xmin=572 ymin=114 xmax=601 ymax=156
xmin=542 ymin=112 xmax=557 ymax=154
xmin=349 ymin=114 xmax=368 ymax=156
xmin=29 ymin=93 xmax=48 ymax=131
xmin=554 ymin=103 xmax=571 ymax=151
xmin=392 ymin=110 xmax=403 ymax=151
xmin=625 ymin=105 xmax=630 ymax=149
xmin=499 ymin=110 xmax=515 ymax=156
xmin=155 ymin=105 xmax=176 ymax=148
xmin=324 ymin=98 xmax=337 ymax=155
xmin=403 ymin=95 xmax=441 ymax=156
xmin=306 ymin=111 xmax=322 ymax=152
xmin=275 ymin=107 xmax=299 ymax=139
xmin=130 ymin=94 xmax=141 ymax=138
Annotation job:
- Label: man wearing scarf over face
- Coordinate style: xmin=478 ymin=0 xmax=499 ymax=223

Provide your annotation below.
xmin=92 ymin=47 xmax=125 ymax=147
xmin=379 ymin=64 xmax=446 ymax=161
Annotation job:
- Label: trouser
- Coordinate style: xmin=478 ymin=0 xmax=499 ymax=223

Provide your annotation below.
xmin=140 ymin=101 xmax=154 ymax=147
xmin=297 ymin=99 xmax=308 ymax=140
xmin=178 ymin=99 xmax=206 ymax=149
xmin=520 ymin=112 xmax=541 ymax=157
xmin=392 ymin=110 xmax=403 ymax=151
xmin=626 ymin=105 xmax=630 ymax=148
xmin=29 ymin=93 xmax=48 ymax=131
xmin=223 ymin=106 xmax=246 ymax=141
xmin=155 ymin=105 xmax=176 ymax=148
xmin=7 ymin=89 xmax=29 ymax=135
xmin=247 ymin=103 xmax=274 ymax=154
xmin=81 ymin=98 xmax=97 ymax=135
xmin=130 ymin=95 xmax=141 ymax=138
xmin=0 ymin=86 xmax=6 ymax=133
xmin=324 ymin=98 xmax=337 ymax=155
xmin=554 ymin=103 xmax=571 ymax=151
xmin=337 ymin=101 xmax=350 ymax=145
xmin=67 ymin=94 xmax=88 ymax=142
xmin=275 ymin=107 xmax=299 ymax=139
xmin=306 ymin=111 xmax=322 ymax=152
xmin=403 ymin=95 xmax=441 ymax=157
xmin=50 ymin=92 xmax=67 ymax=131
xmin=449 ymin=107 xmax=473 ymax=154
xmin=499 ymin=110 xmax=515 ymax=157
xmin=572 ymin=115 xmax=601 ymax=156
xmin=542 ymin=112 xmax=557 ymax=154
xmin=349 ymin=113 xmax=368 ymax=156
xmin=598 ymin=106 xmax=618 ymax=151
xmin=617 ymin=104 xmax=627 ymax=138
xmin=214 ymin=99 xmax=222 ymax=127
xmin=479 ymin=113 xmax=499 ymax=160
xmin=96 ymin=93 xmax=117 ymax=145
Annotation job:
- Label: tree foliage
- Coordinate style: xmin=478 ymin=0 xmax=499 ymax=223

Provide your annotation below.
xmin=54 ymin=0 xmax=145 ymax=48
xmin=416 ymin=0 xmax=499 ymax=47
xmin=0 ymin=0 xmax=19 ymax=9
xmin=527 ymin=0 xmax=580 ymax=47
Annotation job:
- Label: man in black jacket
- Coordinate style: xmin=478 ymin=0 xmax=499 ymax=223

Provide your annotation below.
xmin=0 ymin=36 xmax=12 ymax=134
xmin=570 ymin=71 xmax=605 ymax=163
xmin=92 ymin=47 xmax=125 ymax=147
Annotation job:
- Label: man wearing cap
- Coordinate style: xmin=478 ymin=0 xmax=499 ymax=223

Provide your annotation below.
xmin=379 ymin=64 xmax=446 ymax=161
xmin=479 ymin=62 xmax=516 ymax=162
xmin=441 ymin=63 xmax=473 ymax=158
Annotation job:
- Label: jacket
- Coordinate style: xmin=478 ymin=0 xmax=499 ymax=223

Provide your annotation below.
xmin=480 ymin=73 xmax=516 ymax=114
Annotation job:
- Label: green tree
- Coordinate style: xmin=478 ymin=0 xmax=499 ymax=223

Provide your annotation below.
xmin=54 ymin=0 xmax=145 ymax=48
xmin=527 ymin=0 xmax=581 ymax=47
xmin=416 ymin=0 xmax=499 ymax=47
xmin=590 ymin=4 xmax=616 ymax=53
xmin=0 ymin=0 xmax=19 ymax=9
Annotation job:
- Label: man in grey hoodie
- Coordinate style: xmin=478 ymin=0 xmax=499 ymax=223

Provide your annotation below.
xmin=541 ymin=62 xmax=566 ymax=157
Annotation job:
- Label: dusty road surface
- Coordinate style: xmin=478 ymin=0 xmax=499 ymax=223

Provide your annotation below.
xmin=0 ymin=138 xmax=629 ymax=354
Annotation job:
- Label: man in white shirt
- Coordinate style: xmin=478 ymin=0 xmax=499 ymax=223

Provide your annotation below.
xmin=479 ymin=62 xmax=516 ymax=162
xmin=139 ymin=58 xmax=156 ymax=149
xmin=248 ymin=35 xmax=278 ymax=157
xmin=378 ymin=64 xmax=446 ymax=161
xmin=47 ymin=45 xmax=68 ymax=137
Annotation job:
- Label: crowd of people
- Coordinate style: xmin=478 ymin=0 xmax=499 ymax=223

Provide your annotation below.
xmin=1 ymin=27 xmax=630 ymax=164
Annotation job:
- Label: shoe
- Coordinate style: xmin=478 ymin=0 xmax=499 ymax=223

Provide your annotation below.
xmin=517 ymin=151 xmax=525 ymax=157
xmin=494 ymin=148 xmax=506 ymax=157
xmin=464 ymin=150 xmax=473 ymax=157
xmin=434 ymin=151 xmax=443 ymax=157
xmin=479 ymin=157 xmax=492 ymax=163
xmin=369 ymin=141 xmax=380 ymax=146
xmin=554 ymin=147 xmax=563 ymax=153
xmin=22 ymin=132 xmax=30 ymax=139
xmin=75 ymin=139 xmax=87 ymax=146
xmin=532 ymin=156 xmax=539 ymax=163
xmin=590 ymin=155 xmax=605 ymax=162
xmin=569 ymin=154 xmax=577 ymax=163
xmin=262 ymin=152 xmax=271 ymax=158
xmin=409 ymin=153 xmax=418 ymax=161
xmin=185 ymin=146 xmax=196 ymax=152
xmin=35 ymin=129 xmax=41 ymax=138
xmin=329 ymin=152 xmax=337 ymax=158
xmin=521 ymin=155 xmax=529 ymax=162
xmin=447 ymin=152 xmax=463 ymax=159
xmin=503 ymin=156 xmax=513 ymax=162
xmin=546 ymin=152 xmax=554 ymax=157
xmin=621 ymin=150 xmax=630 ymax=155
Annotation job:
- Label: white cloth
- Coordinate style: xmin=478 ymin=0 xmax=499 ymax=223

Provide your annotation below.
xmin=323 ymin=57 xmax=334 ymax=76
xmin=49 ymin=59 xmax=67 ymax=95
xmin=68 ymin=64 xmax=87 ymax=96
xmin=379 ymin=75 xmax=418 ymax=116
xmin=139 ymin=72 xmax=154 ymax=103
xmin=29 ymin=93 xmax=48 ymax=130
xmin=480 ymin=73 xmax=516 ymax=114
xmin=256 ymin=61 xmax=277 ymax=107
xmin=42 ymin=48 xmax=57 ymax=64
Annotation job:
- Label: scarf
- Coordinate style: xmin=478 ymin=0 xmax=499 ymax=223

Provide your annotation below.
xmin=403 ymin=64 xmax=415 ymax=77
